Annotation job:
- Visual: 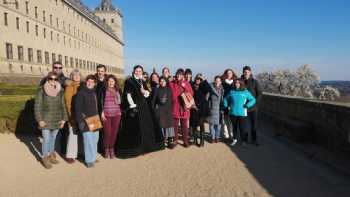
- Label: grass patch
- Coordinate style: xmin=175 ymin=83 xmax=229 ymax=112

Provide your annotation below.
xmin=0 ymin=95 xmax=33 ymax=120
xmin=0 ymin=83 xmax=37 ymax=95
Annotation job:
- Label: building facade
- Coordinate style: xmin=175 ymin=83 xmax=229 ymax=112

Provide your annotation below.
xmin=0 ymin=0 xmax=124 ymax=79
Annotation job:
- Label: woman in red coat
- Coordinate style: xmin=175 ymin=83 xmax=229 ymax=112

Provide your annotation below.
xmin=169 ymin=69 xmax=194 ymax=147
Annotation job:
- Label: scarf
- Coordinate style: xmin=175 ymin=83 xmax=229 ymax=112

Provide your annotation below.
xmin=44 ymin=81 xmax=61 ymax=97
xmin=225 ymin=79 xmax=233 ymax=85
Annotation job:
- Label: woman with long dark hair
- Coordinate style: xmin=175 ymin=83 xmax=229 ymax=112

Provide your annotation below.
xmin=99 ymin=74 xmax=122 ymax=159
xmin=116 ymin=65 xmax=164 ymax=157
xmin=224 ymin=79 xmax=256 ymax=147
xmin=221 ymin=69 xmax=237 ymax=140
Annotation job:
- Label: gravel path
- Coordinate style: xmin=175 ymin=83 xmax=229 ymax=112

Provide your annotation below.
xmin=1 ymin=132 xmax=350 ymax=197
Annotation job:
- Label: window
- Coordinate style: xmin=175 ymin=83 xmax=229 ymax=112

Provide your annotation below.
xmin=28 ymin=48 xmax=33 ymax=62
xmin=75 ymin=58 xmax=78 ymax=68
xmin=56 ymin=17 xmax=59 ymax=28
xmin=34 ymin=6 xmax=37 ymax=18
xmin=57 ymin=33 xmax=59 ymax=42
xmin=15 ymin=1 xmax=19 ymax=9
xmin=16 ymin=17 xmax=19 ymax=30
xmin=26 ymin=21 xmax=29 ymax=33
xmin=50 ymin=31 xmax=53 ymax=40
xmin=64 ymin=56 xmax=68 ymax=67
xmin=37 ymin=50 xmax=42 ymax=63
xmin=49 ymin=14 xmax=52 ymax=26
xmin=103 ymin=18 xmax=106 ymax=23
xmin=17 ymin=46 xmax=23 ymax=61
xmin=63 ymin=36 xmax=65 ymax=45
xmin=111 ymin=19 xmax=114 ymax=23
xmin=4 ymin=12 xmax=8 ymax=26
xmin=6 ymin=43 xmax=13 ymax=59
xmin=25 ymin=1 xmax=29 ymax=14
xmin=52 ymin=53 xmax=56 ymax=63
xmin=68 ymin=24 xmax=70 ymax=34
xmin=45 ymin=51 xmax=50 ymax=64
xmin=58 ymin=54 xmax=62 ymax=63
xmin=70 ymin=57 xmax=73 ymax=68
xmin=43 ymin=11 xmax=45 ymax=22
xmin=43 ymin=28 xmax=46 ymax=38
xmin=83 ymin=60 xmax=86 ymax=69
xmin=79 ymin=59 xmax=82 ymax=68
xmin=35 ymin=25 xmax=38 ymax=36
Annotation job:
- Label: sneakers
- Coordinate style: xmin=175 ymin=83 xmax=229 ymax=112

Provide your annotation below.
xmin=230 ymin=139 xmax=238 ymax=146
xmin=49 ymin=153 xmax=59 ymax=164
xmin=66 ymin=158 xmax=75 ymax=164
xmin=42 ymin=156 xmax=52 ymax=169
xmin=86 ymin=162 xmax=95 ymax=168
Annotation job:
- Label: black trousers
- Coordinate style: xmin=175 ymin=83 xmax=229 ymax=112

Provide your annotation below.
xmin=229 ymin=116 xmax=248 ymax=142
xmin=248 ymin=110 xmax=258 ymax=142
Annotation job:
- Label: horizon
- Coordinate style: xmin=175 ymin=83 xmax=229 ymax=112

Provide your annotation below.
xmin=83 ymin=0 xmax=350 ymax=81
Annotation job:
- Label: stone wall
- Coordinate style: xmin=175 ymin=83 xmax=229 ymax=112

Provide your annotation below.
xmin=260 ymin=93 xmax=350 ymax=151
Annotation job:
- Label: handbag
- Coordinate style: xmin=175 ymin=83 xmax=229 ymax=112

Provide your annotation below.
xmin=83 ymin=95 xmax=102 ymax=132
xmin=85 ymin=115 xmax=102 ymax=132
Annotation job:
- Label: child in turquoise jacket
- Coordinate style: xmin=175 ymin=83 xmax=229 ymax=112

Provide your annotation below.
xmin=224 ymin=79 xmax=256 ymax=146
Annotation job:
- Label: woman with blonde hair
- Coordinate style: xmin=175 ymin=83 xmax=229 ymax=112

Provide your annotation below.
xmin=64 ymin=69 xmax=82 ymax=164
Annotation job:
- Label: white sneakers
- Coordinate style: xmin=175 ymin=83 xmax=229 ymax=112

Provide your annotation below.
xmin=230 ymin=139 xmax=238 ymax=146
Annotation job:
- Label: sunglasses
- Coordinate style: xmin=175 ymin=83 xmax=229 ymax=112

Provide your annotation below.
xmin=53 ymin=66 xmax=63 ymax=70
xmin=48 ymin=77 xmax=58 ymax=81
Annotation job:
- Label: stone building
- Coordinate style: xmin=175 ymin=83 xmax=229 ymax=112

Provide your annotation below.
xmin=0 ymin=0 xmax=124 ymax=80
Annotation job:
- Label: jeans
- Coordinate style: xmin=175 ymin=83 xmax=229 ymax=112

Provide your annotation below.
xmin=229 ymin=116 xmax=249 ymax=142
xmin=42 ymin=129 xmax=59 ymax=157
xmin=103 ymin=115 xmax=121 ymax=149
xmin=82 ymin=131 xmax=99 ymax=164
xmin=66 ymin=126 xmax=78 ymax=159
xmin=210 ymin=124 xmax=221 ymax=139
xmin=248 ymin=110 xmax=258 ymax=142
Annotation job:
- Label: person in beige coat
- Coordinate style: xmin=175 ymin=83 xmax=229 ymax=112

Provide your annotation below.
xmin=64 ymin=69 xmax=82 ymax=163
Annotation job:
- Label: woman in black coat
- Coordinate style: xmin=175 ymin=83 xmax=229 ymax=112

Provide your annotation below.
xmin=190 ymin=74 xmax=211 ymax=147
xmin=151 ymin=77 xmax=175 ymax=149
xmin=116 ymin=65 xmax=164 ymax=158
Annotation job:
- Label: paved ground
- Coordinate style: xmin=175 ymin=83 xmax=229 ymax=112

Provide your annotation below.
xmin=1 ymin=127 xmax=350 ymax=197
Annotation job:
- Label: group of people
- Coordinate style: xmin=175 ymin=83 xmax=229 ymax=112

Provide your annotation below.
xmin=34 ymin=61 xmax=262 ymax=169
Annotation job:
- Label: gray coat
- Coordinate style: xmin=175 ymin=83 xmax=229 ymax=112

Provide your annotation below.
xmin=208 ymin=84 xmax=224 ymax=125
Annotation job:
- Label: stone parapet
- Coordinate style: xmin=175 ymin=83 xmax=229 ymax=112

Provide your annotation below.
xmin=260 ymin=93 xmax=350 ymax=151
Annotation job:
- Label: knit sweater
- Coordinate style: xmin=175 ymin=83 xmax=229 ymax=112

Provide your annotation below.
xmin=34 ymin=87 xmax=68 ymax=130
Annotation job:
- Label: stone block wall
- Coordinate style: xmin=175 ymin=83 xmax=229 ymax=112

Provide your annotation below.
xmin=260 ymin=93 xmax=350 ymax=151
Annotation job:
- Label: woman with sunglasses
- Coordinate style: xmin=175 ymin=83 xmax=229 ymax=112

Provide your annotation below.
xmin=35 ymin=72 xmax=68 ymax=169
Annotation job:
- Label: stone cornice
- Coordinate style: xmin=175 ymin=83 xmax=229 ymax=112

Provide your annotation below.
xmin=63 ymin=0 xmax=124 ymax=45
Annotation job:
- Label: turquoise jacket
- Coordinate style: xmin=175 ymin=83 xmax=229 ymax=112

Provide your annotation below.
xmin=223 ymin=89 xmax=256 ymax=117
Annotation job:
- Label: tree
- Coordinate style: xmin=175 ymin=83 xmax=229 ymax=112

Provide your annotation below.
xmin=256 ymin=65 xmax=340 ymax=101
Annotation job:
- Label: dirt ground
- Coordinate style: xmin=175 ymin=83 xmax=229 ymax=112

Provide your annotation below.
xmin=1 ymin=131 xmax=350 ymax=197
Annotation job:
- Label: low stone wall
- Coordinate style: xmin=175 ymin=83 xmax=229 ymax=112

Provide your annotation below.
xmin=260 ymin=93 xmax=350 ymax=151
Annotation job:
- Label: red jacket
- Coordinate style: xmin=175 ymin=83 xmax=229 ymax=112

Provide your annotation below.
xmin=169 ymin=79 xmax=194 ymax=119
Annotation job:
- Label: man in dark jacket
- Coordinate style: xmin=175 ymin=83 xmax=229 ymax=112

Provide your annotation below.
xmin=95 ymin=64 xmax=107 ymax=153
xmin=40 ymin=61 xmax=67 ymax=88
xmin=95 ymin=64 xmax=107 ymax=114
xmin=242 ymin=66 xmax=262 ymax=146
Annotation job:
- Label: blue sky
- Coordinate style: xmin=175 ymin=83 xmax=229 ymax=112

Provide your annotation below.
xmin=84 ymin=0 xmax=350 ymax=80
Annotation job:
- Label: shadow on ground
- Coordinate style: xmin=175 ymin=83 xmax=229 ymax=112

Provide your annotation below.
xmin=223 ymin=118 xmax=350 ymax=197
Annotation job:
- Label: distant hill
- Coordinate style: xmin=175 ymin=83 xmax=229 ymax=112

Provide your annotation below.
xmin=321 ymin=81 xmax=350 ymax=95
